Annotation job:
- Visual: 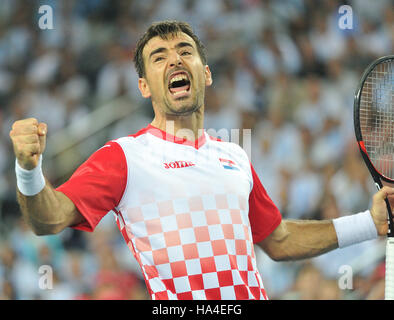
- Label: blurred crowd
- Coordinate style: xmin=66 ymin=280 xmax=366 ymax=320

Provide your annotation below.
xmin=0 ymin=0 xmax=393 ymax=300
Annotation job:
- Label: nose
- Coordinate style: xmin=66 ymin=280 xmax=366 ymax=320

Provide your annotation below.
xmin=169 ymin=52 xmax=183 ymax=68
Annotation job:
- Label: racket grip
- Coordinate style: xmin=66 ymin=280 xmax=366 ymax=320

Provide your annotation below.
xmin=385 ymin=238 xmax=394 ymax=299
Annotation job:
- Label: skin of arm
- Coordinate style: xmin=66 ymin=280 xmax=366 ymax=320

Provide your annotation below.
xmin=10 ymin=118 xmax=84 ymax=235
xmin=257 ymin=219 xmax=338 ymax=261
xmin=16 ymin=182 xmax=83 ymax=235
xmin=258 ymin=186 xmax=394 ymax=261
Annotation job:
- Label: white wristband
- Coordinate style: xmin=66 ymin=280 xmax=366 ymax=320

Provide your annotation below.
xmin=15 ymin=156 xmax=46 ymax=196
xmin=333 ymin=210 xmax=378 ymax=248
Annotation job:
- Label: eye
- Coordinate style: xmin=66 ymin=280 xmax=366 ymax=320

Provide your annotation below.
xmin=154 ymin=56 xmax=164 ymax=62
xmin=181 ymin=51 xmax=191 ymax=56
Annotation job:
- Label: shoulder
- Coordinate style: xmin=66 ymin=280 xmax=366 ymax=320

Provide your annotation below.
xmin=85 ymin=138 xmax=129 ymax=168
xmin=104 ymin=126 xmax=150 ymax=151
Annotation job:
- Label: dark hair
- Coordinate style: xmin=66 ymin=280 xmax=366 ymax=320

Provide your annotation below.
xmin=133 ymin=20 xmax=207 ymax=78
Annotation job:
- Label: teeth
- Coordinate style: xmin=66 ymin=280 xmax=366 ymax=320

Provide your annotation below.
xmin=172 ymin=90 xmax=188 ymax=95
xmin=170 ymin=74 xmax=189 ymax=84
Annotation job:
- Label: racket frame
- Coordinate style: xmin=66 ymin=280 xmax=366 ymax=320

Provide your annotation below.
xmin=353 ymin=54 xmax=394 ymax=237
xmin=354 ymin=55 xmax=394 ymax=300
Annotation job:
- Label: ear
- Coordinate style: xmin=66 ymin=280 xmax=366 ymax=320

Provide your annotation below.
xmin=138 ymin=78 xmax=151 ymax=98
xmin=204 ymin=65 xmax=213 ymax=87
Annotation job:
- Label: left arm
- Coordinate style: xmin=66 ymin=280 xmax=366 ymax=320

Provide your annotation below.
xmin=258 ymin=186 xmax=394 ymax=261
xmin=257 ymin=219 xmax=338 ymax=261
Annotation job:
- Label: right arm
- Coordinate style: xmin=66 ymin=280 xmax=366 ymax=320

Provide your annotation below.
xmin=16 ymin=181 xmax=84 ymax=235
xmin=10 ymin=118 xmax=84 ymax=235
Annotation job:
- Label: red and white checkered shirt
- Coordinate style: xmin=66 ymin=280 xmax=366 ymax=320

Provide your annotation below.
xmin=57 ymin=124 xmax=282 ymax=300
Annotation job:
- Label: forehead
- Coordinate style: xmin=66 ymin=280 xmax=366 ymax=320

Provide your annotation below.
xmin=143 ymin=32 xmax=197 ymax=59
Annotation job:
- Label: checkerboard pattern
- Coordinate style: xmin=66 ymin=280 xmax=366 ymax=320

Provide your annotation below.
xmin=115 ymin=193 xmax=268 ymax=300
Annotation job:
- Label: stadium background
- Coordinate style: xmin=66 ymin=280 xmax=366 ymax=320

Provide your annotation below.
xmin=0 ymin=0 xmax=392 ymax=300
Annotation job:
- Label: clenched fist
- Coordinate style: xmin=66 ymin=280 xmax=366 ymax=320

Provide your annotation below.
xmin=9 ymin=118 xmax=47 ymax=170
xmin=370 ymin=186 xmax=394 ymax=236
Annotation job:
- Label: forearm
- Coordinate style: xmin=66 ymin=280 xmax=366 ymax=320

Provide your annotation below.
xmin=260 ymin=219 xmax=338 ymax=261
xmin=10 ymin=118 xmax=82 ymax=235
xmin=282 ymin=219 xmax=338 ymax=260
xmin=17 ymin=179 xmax=78 ymax=235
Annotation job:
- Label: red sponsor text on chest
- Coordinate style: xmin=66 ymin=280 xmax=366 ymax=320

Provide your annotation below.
xmin=164 ymin=161 xmax=195 ymax=169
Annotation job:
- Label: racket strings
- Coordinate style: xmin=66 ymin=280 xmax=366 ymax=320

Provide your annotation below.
xmin=360 ymin=59 xmax=394 ymax=179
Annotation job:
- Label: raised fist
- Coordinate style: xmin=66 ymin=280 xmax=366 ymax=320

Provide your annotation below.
xmin=9 ymin=118 xmax=47 ymax=170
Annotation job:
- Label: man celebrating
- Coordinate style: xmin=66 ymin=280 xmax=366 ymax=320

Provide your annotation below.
xmin=9 ymin=20 xmax=394 ymax=300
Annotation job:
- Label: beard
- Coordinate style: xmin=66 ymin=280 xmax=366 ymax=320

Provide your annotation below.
xmin=161 ymin=86 xmax=205 ymax=116
xmin=164 ymin=97 xmax=202 ymax=116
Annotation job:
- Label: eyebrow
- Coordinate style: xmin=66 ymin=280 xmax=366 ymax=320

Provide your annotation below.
xmin=148 ymin=42 xmax=194 ymax=60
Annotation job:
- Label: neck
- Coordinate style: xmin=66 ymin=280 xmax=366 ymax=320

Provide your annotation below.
xmin=151 ymin=107 xmax=204 ymax=142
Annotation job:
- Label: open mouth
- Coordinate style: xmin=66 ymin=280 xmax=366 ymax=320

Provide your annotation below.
xmin=168 ymin=72 xmax=191 ymax=97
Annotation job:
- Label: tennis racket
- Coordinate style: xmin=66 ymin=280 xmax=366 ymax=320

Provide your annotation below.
xmin=354 ymin=55 xmax=394 ymax=300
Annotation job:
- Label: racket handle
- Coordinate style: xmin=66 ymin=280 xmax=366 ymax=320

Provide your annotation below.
xmin=385 ymin=238 xmax=394 ymax=299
